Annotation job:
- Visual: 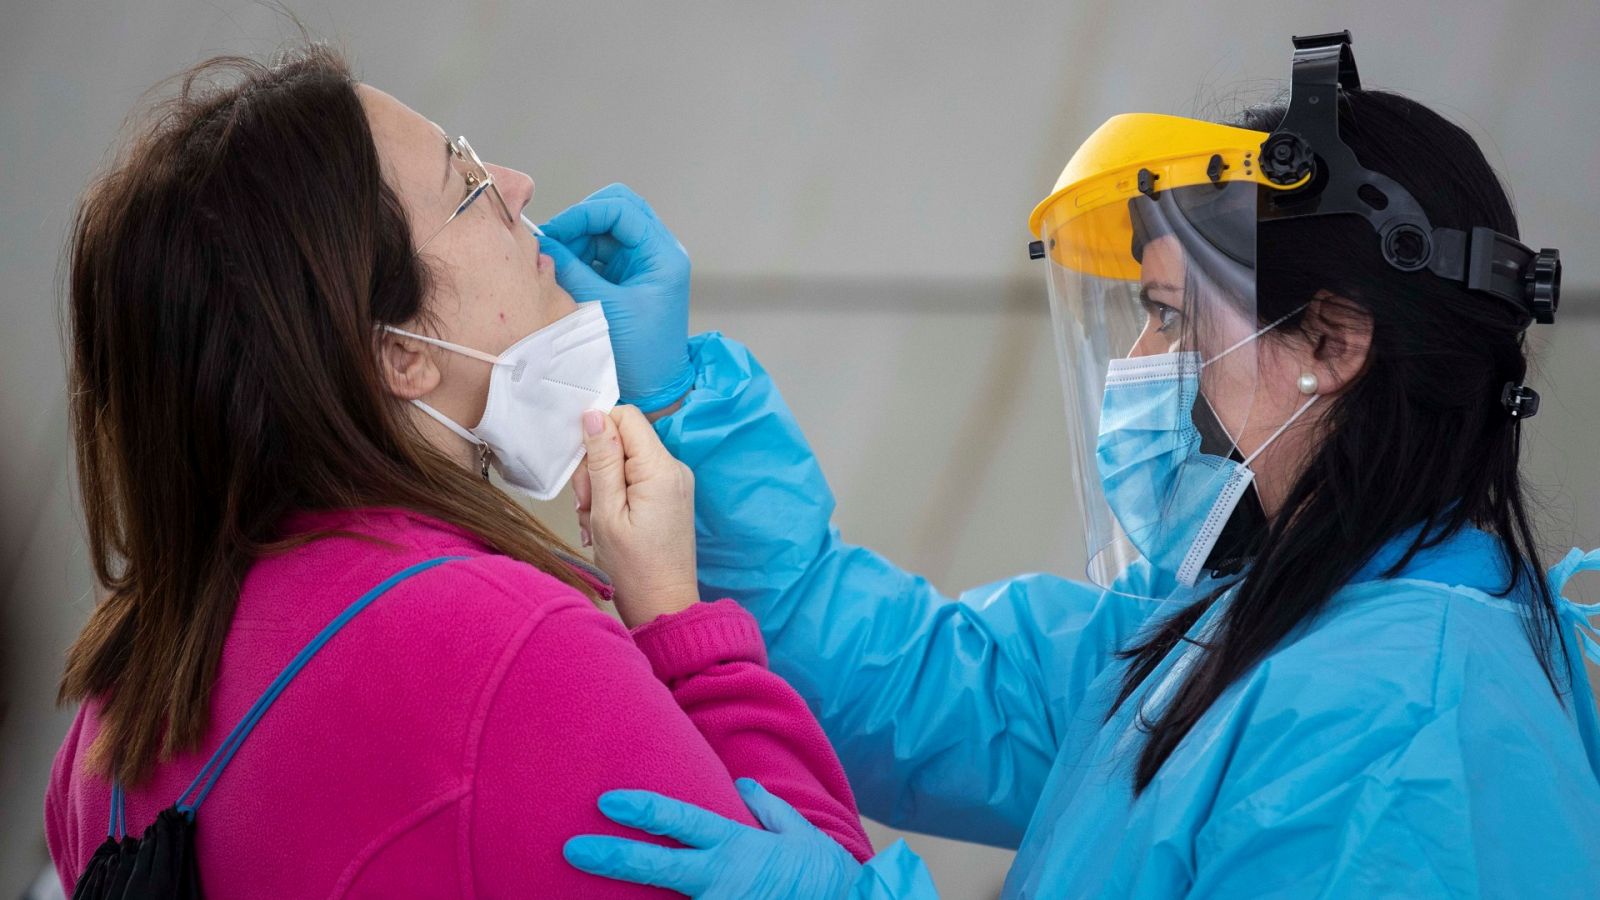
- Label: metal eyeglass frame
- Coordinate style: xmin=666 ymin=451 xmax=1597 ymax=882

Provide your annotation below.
xmin=416 ymin=134 xmax=514 ymax=252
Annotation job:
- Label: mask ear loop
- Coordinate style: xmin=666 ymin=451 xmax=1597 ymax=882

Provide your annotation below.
xmin=381 ymin=324 xmax=505 ymax=366
xmin=1200 ymin=305 xmax=1309 ymax=369
xmin=1241 ymin=393 xmax=1318 ymax=468
xmin=379 ymin=326 xmax=498 ymax=478
xmin=1195 ymin=304 xmax=1313 ymax=458
xmin=410 ymin=400 xmax=493 ymax=478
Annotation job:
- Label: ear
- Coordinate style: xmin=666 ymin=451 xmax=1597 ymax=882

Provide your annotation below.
xmin=1300 ymin=292 xmax=1373 ymax=395
xmin=377 ymin=330 xmax=442 ymax=401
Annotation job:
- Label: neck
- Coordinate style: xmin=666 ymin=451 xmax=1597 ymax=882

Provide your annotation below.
xmin=408 ymin=404 xmax=482 ymax=474
xmin=1242 ymin=397 xmax=1324 ymax=519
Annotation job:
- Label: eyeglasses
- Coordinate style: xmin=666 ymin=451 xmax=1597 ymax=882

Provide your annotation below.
xmin=416 ymin=135 xmax=514 ymax=252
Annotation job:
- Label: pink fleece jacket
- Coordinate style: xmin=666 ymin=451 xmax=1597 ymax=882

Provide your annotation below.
xmin=46 ymin=507 xmax=871 ymax=897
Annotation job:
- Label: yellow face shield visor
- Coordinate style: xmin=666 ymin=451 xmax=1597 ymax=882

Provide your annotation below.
xmin=1027 ymin=113 xmax=1306 ymax=280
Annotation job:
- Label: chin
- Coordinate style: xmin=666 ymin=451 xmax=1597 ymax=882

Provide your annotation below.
xmin=540 ymin=281 xmax=578 ymax=316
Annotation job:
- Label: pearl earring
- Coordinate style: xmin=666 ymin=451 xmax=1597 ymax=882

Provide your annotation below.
xmin=1297 ymin=372 xmax=1320 ymax=395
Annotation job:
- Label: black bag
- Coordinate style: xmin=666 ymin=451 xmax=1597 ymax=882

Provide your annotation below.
xmin=73 ymin=802 xmax=200 ymax=899
xmin=71 ymin=556 xmax=462 ymax=899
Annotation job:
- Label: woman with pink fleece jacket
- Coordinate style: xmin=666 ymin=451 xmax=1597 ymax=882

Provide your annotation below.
xmin=47 ymin=43 xmax=869 ymax=898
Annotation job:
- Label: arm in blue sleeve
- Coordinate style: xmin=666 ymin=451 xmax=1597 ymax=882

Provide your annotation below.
xmin=654 ymin=333 xmax=1159 ymax=846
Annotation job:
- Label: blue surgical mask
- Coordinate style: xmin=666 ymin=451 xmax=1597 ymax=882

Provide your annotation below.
xmin=1095 ymin=318 xmax=1315 ymax=586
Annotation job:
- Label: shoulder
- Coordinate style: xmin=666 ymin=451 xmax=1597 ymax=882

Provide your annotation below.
xmin=1192 ymin=580 xmax=1600 ymax=889
xmin=1204 ymin=578 xmax=1559 ymax=798
xmin=247 ymin=505 xmax=606 ymax=638
xmin=233 ymin=509 xmax=627 ymax=729
xmin=1260 ymin=577 xmax=1546 ymax=709
xmin=346 ymin=551 xmax=617 ymax=667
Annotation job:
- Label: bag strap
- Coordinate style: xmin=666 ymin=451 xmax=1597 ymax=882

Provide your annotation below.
xmin=107 ymin=555 xmax=464 ymax=834
xmin=107 ymin=781 xmax=126 ymax=839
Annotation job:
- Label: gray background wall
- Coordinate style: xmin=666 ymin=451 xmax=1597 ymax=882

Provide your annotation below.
xmin=3 ymin=1 xmax=1597 ymax=896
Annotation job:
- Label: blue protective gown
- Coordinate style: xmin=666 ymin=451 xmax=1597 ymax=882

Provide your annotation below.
xmin=652 ymin=333 xmax=1600 ymax=898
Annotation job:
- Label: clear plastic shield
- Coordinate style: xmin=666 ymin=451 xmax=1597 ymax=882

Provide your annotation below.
xmin=1042 ymin=180 xmax=1265 ymax=589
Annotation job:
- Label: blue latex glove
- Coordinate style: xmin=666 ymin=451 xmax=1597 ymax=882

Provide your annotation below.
xmin=564 ymin=778 xmax=862 ymax=898
xmin=539 ymin=184 xmax=693 ymax=412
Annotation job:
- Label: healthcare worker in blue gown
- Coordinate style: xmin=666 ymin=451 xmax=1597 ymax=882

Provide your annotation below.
xmin=543 ymin=32 xmax=1600 ymax=898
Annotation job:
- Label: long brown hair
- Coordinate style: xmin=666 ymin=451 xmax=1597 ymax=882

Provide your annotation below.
xmin=61 ymin=43 xmax=598 ymax=787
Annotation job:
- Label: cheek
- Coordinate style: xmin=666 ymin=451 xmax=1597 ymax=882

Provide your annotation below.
xmin=445 ymin=223 xmax=571 ymax=340
xmin=461 ymin=249 xmax=537 ymax=337
xmin=459 ymin=363 xmax=495 ymax=427
xmin=1202 ymin=367 xmax=1256 ymax=441
xmin=1215 ymin=354 xmax=1306 ymax=449
xmin=1128 ymin=319 xmax=1175 ymax=357
xmin=1201 ymin=351 xmax=1282 ymax=443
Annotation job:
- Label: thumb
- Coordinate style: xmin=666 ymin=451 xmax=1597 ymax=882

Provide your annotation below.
xmin=540 ymin=235 xmax=611 ymax=298
xmin=734 ymin=779 xmax=812 ymax=835
xmin=610 ymin=405 xmax=670 ymax=471
xmin=581 ymin=409 xmax=626 ymax=520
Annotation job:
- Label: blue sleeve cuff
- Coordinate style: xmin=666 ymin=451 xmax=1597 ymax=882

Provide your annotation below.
xmin=852 ymin=840 xmax=940 ymax=898
xmin=651 ymin=331 xmax=756 ymax=443
xmin=623 ymin=351 xmax=697 ymax=413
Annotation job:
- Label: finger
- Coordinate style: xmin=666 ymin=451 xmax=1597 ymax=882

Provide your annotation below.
xmin=610 ymin=405 xmax=668 ymax=468
xmin=571 ymin=465 xmax=592 ymax=547
xmin=585 ymin=183 xmax=663 ymax=225
xmin=540 ymin=236 xmax=612 ymax=295
xmin=581 ymin=409 xmax=626 ymax=521
xmin=547 ymin=230 xmax=623 ymax=276
xmin=543 ymin=229 xmax=600 ymax=265
xmin=542 ymin=211 xmax=639 ymax=284
xmin=540 ymin=198 xmax=655 ymax=250
xmin=572 ymin=462 xmax=591 ymax=514
xmin=580 ymin=186 xmax=689 ymax=265
xmin=563 ymin=837 xmax=711 ymax=894
xmin=596 ymin=789 xmax=739 ymax=848
xmin=735 ymin=778 xmax=813 ymax=834
xmin=586 ymin=233 xmax=625 ymax=272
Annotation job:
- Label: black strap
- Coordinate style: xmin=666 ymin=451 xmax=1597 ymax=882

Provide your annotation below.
xmin=1259 ymin=30 xmax=1561 ymax=326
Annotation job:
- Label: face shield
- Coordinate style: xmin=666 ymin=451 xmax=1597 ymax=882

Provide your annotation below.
xmin=1029 ymin=114 xmax=1303 ymax=591
xmin=1028 ymin=33 xmax=1562 ymax=592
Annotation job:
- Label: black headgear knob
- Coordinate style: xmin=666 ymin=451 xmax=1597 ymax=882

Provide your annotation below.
xmin=1259 ymin=132 xmax=1315 ymax=186
xmin=1381 ymin=222 xmax=1432 ymax=272
xmin=1526 ymin=248 xmax=1560 ymax=325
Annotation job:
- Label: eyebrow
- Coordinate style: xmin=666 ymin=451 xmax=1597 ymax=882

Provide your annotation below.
xmin=441 ymin=133 xmax=454 ymax=190
xmin=1141 ymin=281 xmax=1182 ymax=295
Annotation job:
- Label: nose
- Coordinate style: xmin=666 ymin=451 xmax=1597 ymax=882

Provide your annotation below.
xmin=1127 ymin=325 xmax=1172 ymax=358
xmin=488 ymin=164 xmax=535 ymax=222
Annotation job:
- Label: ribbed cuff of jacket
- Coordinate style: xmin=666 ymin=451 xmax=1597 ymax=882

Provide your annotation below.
xmin=629 ymin=598 xmax=767 ymax=685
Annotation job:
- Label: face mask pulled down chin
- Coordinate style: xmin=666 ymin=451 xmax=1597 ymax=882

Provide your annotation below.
xmin=385 ymin=301 xmax=619 ymax=500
